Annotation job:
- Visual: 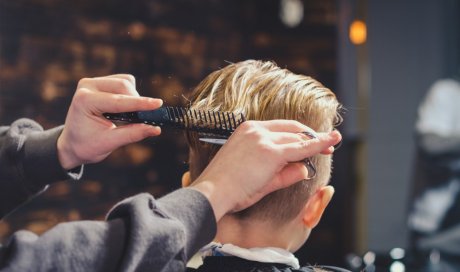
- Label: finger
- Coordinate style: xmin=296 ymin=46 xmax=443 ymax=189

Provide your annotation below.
xmin=76 ymin=89 xmax=163 ymax=113
xmin=78 ymin=77 xmax=138 ymax=96
xmin=279 ymin=130 xmax=342 ymax=162
xmin=320 ymin=146 xmax=335 ymax=155
xmin=105 ymin=74 xmax=136 ymax=86
xmin=269 ymin=131 xmax=338 ymax=153
xmin=320 ymin=130 xmax=341 ymax=154
xmin=103 ymin=123 xmax=161 ymax=148
xmin=255 ymin=119 xmax=317 ymax=134
xmin=268 ymin=132 xmax=313 ymax=145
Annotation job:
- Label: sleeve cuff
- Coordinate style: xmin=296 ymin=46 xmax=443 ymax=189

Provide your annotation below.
xmin=23 ymin=126 xmax=83 ymax=191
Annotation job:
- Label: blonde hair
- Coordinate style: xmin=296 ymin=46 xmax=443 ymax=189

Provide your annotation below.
xmin=186 ymin=60 xmax=342 ymax=224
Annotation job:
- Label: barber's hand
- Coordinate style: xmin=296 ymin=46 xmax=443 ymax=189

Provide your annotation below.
xmin=57 ymin=74 xmax=162 ymax=170
xmin=191 ymin=120 xmax=342 ymax=221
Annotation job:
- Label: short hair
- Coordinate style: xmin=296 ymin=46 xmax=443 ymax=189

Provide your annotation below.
xmin=186 ymin=60 xmax=342 ymax=225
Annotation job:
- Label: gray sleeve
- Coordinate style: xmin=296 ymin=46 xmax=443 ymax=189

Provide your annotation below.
xmin=0 ymin=189 xmax=217 ymax=272
xmin=0 ymin=118 xmax=83 ymax=219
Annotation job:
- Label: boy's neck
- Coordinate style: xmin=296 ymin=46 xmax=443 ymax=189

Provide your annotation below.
xmin=215 ymin=214 xmax=310 ymax=252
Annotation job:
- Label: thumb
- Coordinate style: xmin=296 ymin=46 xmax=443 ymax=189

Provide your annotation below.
xmin=274 ymin=162 xmax=309 ymax=191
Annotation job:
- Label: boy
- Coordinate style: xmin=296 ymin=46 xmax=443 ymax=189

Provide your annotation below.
xmin=183 ymin=60 xmax=347 ymax=272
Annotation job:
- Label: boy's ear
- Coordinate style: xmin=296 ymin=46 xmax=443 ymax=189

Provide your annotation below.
xmin=181 ymin=171 xmax=192 ymax=187
xmin=302 ymin=185 xmax=334 ymax=229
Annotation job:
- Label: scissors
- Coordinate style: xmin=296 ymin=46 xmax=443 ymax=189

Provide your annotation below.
xmin=199 ymin=131 xmax=318 ymax=180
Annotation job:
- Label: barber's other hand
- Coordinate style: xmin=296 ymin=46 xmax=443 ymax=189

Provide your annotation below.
xmin=57 ymin=74 xmax=162 ymax=170
xmin=191 ymin=120 xmax=342 ymax=221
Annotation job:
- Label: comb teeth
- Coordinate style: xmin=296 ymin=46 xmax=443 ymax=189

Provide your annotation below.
xmin=165 ymin=106 xmax=244 ymax=137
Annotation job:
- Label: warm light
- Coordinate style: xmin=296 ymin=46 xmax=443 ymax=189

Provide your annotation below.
xmin=349 ymin=20 xmax=367 ymax=45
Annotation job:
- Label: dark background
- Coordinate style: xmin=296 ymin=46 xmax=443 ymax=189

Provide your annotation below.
xmin=0 ymin=0 xmax=352 ymax=267
xmin=2 ymin=0 xmax=459 ymax=269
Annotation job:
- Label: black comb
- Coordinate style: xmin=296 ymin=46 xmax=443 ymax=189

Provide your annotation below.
xmin=103 ymin=106 xmax=245 ymax=137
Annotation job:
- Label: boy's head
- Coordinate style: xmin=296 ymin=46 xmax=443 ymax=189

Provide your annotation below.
xmin=184 ymin=60 xmax=341 ymax=244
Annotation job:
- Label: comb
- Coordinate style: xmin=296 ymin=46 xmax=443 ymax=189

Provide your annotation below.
xmin=103 ymin=106 xmax=245 ymax=137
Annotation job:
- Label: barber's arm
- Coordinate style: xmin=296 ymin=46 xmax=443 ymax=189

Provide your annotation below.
xmin=0 ymin=119 xmax=340 ymax=272
xmin=0 ymin=189 xmax=214 ymax=272
xmin=0 ymin=74 xmax=162 ymax=219
xmin=0 ymin=120 xmax=73 ymax=218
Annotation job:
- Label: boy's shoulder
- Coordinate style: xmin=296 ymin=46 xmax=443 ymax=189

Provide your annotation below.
xmin=186 ymin=256 xmax=351 ymax=272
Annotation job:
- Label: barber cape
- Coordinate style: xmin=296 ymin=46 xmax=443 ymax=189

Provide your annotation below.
xmin=186 ymin=242 xmax=351 ymax=272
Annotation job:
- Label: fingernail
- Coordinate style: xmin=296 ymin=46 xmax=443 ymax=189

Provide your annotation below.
xmin=146 ymin=125 xmax=161 ymax=136
xmin=330 ymin=130 xmax=342 ymax=139
xmin=152 ymin=126 xmax=161 ymax=134
xmin=147 ymin=98 xmax=163 ymax=106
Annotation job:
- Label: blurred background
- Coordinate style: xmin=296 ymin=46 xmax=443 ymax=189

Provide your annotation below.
xmin=1 ymin=0 xmax=459 ymax=271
